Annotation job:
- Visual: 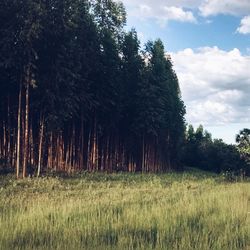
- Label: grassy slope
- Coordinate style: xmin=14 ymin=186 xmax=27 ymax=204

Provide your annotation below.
xmin=0 ymin=170 xmax=249 ymax=250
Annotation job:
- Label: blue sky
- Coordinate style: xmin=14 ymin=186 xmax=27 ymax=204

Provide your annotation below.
xmin=120 ymin=0 xmax=250 ymax=144
xmin=127 ymin=14 xmax=250 ymax=53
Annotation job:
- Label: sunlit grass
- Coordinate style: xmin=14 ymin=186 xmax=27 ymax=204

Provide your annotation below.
xmin=0 ymin=171 xmax=249 ymax=249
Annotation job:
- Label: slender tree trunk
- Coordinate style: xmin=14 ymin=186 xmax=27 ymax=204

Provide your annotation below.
xmin=16 ymin=81 xmax=22 ymax=179
xmin=81 ymin=116 xmax=84 ymax=169
xmin=7 ymin=96 xmax=11 ymax=165
xmin=37 ymin=115 xmax=44 ymax=177
xmin=29 ymin=122 xmax=33 ymax=166
xmin=22 ymin=81 xmax=29 ymax=178
xmin=92 ymin=118 xmax=97 ymax=171
xmin=87 ymin=127 xmax=91 ymax=171
xmin=2 ymin=121 xmax=6 ymax=162
xmin=142 ymin=134 xmax=145 ymax=172
xmin=167 ymin=130 xmax=171 ymax=171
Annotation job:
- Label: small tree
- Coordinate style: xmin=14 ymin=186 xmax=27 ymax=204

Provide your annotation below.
xmin=236 ymin=129 xmax=250 ymax=165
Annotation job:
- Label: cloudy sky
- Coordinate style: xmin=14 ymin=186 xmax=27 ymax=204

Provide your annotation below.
xmin=120 ymin=0 xmax=250 ymax=144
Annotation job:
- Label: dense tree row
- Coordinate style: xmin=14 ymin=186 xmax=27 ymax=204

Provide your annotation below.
xmin=0 ymin=0 xmax=185 ymax=177
xmin=182 ymin=125 xmax=250 ymax=175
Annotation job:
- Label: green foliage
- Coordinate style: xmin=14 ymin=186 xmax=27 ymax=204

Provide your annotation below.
xmin=236 ymin=129 xmax=250 ymax=165
xmin=182 ymin=125 xmax=248 ymax=175
xmin=134 ymin=39 xmax=185 ymax=169
xmin=0 ymin=173 xmax=249 ymax=249
xmin=0 ymin=0 xmax=248 ymax=176
xmin=0 ymin=0 xmax=186 ymax=173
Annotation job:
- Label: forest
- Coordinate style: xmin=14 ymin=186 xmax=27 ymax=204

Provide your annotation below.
xmin=0 ymin=0 xmax=249 ymax=178
xmin=0 ymin=1 xmax=249 ymax=249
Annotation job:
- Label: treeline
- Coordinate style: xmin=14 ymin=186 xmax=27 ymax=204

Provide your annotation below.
xmin=0 ymin=0 xmax=185 ymax=177
xmin=182 ymin=125 xmax=250 ymax=175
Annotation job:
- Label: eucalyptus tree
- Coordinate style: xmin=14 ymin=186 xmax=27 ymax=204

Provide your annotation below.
xmin=0 ymin=0 xmax=187 ymax=176
xmin=84 ymin=0 xmax=126 ymax=171
xmin=33 ymin=0 xmax=98 ymax=174
xmin=0 ymin=0 xmax=46 ymax=177
xmin=134 ymin=39 xmax=185 ymax=171
xmin=120 ymin=29 xmax=144 ymax=171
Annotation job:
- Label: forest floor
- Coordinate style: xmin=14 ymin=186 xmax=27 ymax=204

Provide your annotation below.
xmin=0 ymin=169 xmax=249 ymax=250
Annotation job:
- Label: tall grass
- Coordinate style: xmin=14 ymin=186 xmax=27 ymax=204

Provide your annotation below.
xmin=0 ymin=172 xmax=249 ymax=249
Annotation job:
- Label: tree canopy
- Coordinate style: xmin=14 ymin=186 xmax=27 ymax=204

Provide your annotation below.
xmin=182 ymin=125 xmax=249 ymax=175
xmin=0 ymin=0 xmax=186 ymax=177
xmin=1 ymin=0 xmax=248 ymax=177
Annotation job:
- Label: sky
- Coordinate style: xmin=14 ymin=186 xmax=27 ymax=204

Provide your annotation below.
xmin=119 ymin=0 xmax=250 ymax=144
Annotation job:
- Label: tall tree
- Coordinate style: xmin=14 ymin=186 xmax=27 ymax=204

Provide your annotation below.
xmin=120 ymin=29 xmax=144 ymax=171
xmin=0 ymin=0 xmax=188 ymax=176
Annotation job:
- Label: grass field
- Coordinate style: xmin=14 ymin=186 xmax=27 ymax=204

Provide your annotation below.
xmin=0 ymin=170 xmax=249 ymax=250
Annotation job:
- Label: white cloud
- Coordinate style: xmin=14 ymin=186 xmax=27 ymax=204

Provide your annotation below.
xmin=119 ymin=0 xmax=250 ymax=34
xmin=120 ymin=0 xmax=202 ymax=9
xmin=131 ymin=4 xmax=196 ymax=25
xmin=116 ymin=0 xmax=198 ymax=25
xmin=170 ymin=47 xmax=250 ymax=126
xmin=237 ymin=16 xmax=250 ymax=34
xmin=199 ymin=0 xmax=250 ymax=17
xmin=120 ymin=0 xmax=250 ymax=18
xmin=164 ymin=6 xmax=196 ymax=23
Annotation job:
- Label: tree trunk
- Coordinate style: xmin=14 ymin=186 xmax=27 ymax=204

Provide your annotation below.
xmin=22 ymin=81 xmax=29 ymax=178
xmin=142 ymin=134 xmax=145 ymax=172
xmin=16 ymin=81 xmax=22 ymax=179
xmin=37 ymin=115 xmax=44 ymax=177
